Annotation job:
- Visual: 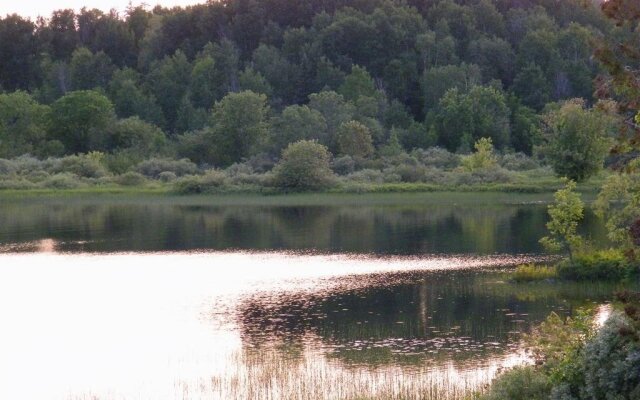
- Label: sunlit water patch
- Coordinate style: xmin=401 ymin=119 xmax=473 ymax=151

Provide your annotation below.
xmin=0 ymin=250 xmax=625 ymax=400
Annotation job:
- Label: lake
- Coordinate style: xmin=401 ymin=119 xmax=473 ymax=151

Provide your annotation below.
xmin=0 ymin=193 xmax=627 ymax=399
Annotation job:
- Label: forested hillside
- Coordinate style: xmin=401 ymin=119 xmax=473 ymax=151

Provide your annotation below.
xmin=0 ymin=0 xmax=624 ymax=190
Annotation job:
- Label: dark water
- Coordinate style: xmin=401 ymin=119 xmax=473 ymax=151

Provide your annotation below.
xmin=0 ymin=193 xmax=607 ymax=254
xmin=0 ymin=193 xmax=625 ymax=400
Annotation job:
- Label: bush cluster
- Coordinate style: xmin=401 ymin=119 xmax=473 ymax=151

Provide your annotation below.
xmin=557 ymin=249 xmax=639 ymax=281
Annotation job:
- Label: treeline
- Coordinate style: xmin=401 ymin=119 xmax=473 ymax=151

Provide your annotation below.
xmin=0 ymin=0 xmax=617 ymax=171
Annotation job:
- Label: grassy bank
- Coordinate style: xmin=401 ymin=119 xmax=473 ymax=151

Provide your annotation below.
xmin=0 ymin=175 xmax=605 ymax=198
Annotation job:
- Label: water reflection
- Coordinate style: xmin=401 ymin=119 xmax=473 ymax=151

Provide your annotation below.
xmin=0 ymin=197 xmax=607 ymax=254
xmin=0 ymin=195 xmax=619 ymax=399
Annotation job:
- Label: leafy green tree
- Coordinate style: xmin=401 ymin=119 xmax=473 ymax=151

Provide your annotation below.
xmin=460 ymin=137 xmax=498 ymax=172
xmin=0 ymin=15 xmax=37 ymax=91
xmin=0 ymin=91 xmax=52 ymax=157
xmin=273 ymin=140 xmax=336 ymax=191
xmin=252 ymin=44 xmax=300 ymax=103
xmin=210 ymin=91 xmax=269 ymax=166
xmin=511 ymin=63 xmax=552 ymax=111
xmin=189 ymin=55 xmax=219 ymax=110
xmin=541 ymin=99 xmax=612 ymax=182
xmin=431 ymin=85 xmax=511 ymax=151
xmin=595 ymin=172 xmax=640 ymax=248
xmin=270 ymin=105 xmax=327 ymax=154
xmin=510 ymin=103 xmax=541 ymax=155
xmin=539 ymin=179 xmax=584 ymax=260
xmin=108 ymin=68 xmax=165 ymax=128
xmin=239 ymin=67 xmax=273 ymax=97
xmin=336 ymin=120 xmax=374 ymax=159
xmin=422 ymin=63 xmax=482 ymax=113
xmin=472 ymin=0 xmax=505 ymax=38
xmin=517 ymin=29 xmax=561 ymax=78
xmin=338 ymin=65 xmax=377 ymax=102
xmin=48 ymin=90 xmax=116 ymax=153
xmin=69 ymin=47 xmax=115 ymax=90
xmin=175 ymin=96 xmax=208 ymax=133
xmin=466 ymin=36 xmax=515 ymax=83
xmin=308 ymin=91 xmax=354 ymax=150
xmin=108 ymin=116 xmax=167 ymax=155
xmin=145 ymin=50 xmax=192 ymax=132
xmin=106 ymin=117 xmax=168 ymax=172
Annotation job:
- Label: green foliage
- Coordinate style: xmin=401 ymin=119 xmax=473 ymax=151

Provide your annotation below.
xmin=273 ymin=140 xmax=336 ymax=191
xmin=0 ymin=91 xmax=52 ymax=158
xmin=479 ymin=366 xmax=551 ymax=400
xmin=269 ymin=105 xmax=327 ymax=154
xmin=307 ymin=91 xmax=354 ymax=150
xmin=173 ymin=170 xmax=228 ymax=194
xmin=145 ymin=50 xmax=192 ymax=132
xmin=540 ymin=99 xmax=612 ymax=182
xmin=49 ymin=152 xmax=108 ymax=178
xmin=108 ymin=68 xmax=165 ymax=128
xmin=461 ymin=138 xmax=498 ymax=172
xmin=556 ymin=249 xmax=639 ymax=281
xmin=594 ymin=172 xmax=640 ymax=248
xmin=69 ymin=47 xmax=115 ymax=90
xmin=135 ymin=158 xmax=198 ymax=178
xmin=113 ymin=171 xmax=147 ymax=186
xmin=336 ymin=120 xmax=374 ymax=159
xmin=511 ymin=264 xmax=557 ymax=282
xmin=48 ymin=90 xmax=116 ymax=154
xmin=539 ymin=179 xmax=584 ymax=259
xmin=421 ymin=63 xmax=481 ymax=113
xmin=511 ymin=63 xmax=551 ymax=111
xmin=338 ymin=65 xmax=377 ymax=102
xmin=209 ymin=91 xmax=270 ymax=167
xmin=108 ymin=117 xmax=167 ymax=156
xmin=431 ymin=86 xmax=510 ymax=152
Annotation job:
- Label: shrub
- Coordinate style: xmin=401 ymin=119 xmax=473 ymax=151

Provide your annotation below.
xmin=500 ymin=152 xmax=540 ymax=171
xmin=453 ymin=168 xmax=512 ymax=185
xmin=225 ymin=162 xmax=254 ymax=177
xmin=136 ymin=158 xmax=198 ymax=178
xmin=577 ymin=312 xmax=640 ymax=400
xmin=227 ymin=172 xmax=265 ymax=186
xmin=512 ymin=264 xmax=558 ymax=282
xmin=11 ymin=155 xmax=44 ymax=174
xmin=461 ymin=138 xmax=498 ymax=172
xmin=272 ymin=140 xmax=336 ymax=191
xmin=0 ymin=178 xmax=37 ymax=190
xmin=114 ymin=171 xmax=147 ymax=186
xmin=158 ymin=171 xmax=177 ymax=182
xmin=389 ymin=164 xmax=428 ymax=183
xmin=173 ymin=170 xmax=227 ymax=194
xmin=345 ymin=169 xmax=386 ymax=184
xmin=411 ymin=147 xmax=460 ymax=169
xmin=245 ymin=153 xmax=275 ymax=173
xmin=40 ymin=173 xmax=85 ymax=189
xmin=103 ymin=151 xmax=140 ymax=175
xmin=556 ymin=249 xmax=639 ymax=281
xmin=480 ymin=366 xmax=551 ymax=400
xmin=0 ymin=159 xmax=16 ymax=175
xmin=47 ymin=153 xmax=107 ymax=178
xmin=26 ymin=170 xmax=50 ymax=182
xmin=331 ymin=155 xmax=356 ymax=175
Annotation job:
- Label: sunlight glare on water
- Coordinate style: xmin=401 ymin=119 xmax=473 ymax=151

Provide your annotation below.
xmin=0 ymin=247 xmax=535 ymax=400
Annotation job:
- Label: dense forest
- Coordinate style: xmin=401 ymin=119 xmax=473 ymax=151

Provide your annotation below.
xmin=0 ymin=0 xmax=629 ymax=190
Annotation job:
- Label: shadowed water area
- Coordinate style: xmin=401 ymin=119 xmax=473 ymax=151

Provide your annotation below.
xmin=0 ymin=193 xmax=631 ymax=399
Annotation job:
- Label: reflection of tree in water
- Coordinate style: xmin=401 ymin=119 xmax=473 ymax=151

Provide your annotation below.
xmin=235 ymin=270 xmax=624 ymax=367
xmin=0 ymin=201 xmax=608 ymax=254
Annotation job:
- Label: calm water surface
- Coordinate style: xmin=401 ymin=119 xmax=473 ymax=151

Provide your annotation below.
xmin=0 ymin=193 xmax=626 ymax=399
